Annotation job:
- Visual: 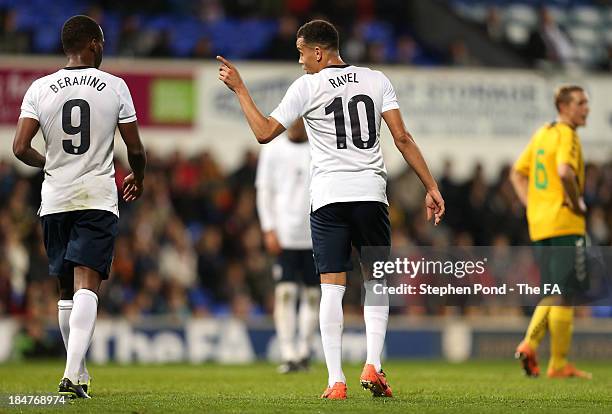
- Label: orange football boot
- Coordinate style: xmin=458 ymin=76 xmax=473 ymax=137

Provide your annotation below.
xmin=515 ymin=341 xmax=540 ymax=378
xmin=547 ymin=363 xmax=592 ymax=379
xmin=321 ymin=382 xmax=347 ymax=399
xmin=360 ymin=364 xmax=393 ymax=397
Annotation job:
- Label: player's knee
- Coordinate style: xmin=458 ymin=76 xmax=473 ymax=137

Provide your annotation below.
xmin=320 ymin=272 xmax=346 ymax=286
xmin=57 ymin=275 xmax=74 ymax=299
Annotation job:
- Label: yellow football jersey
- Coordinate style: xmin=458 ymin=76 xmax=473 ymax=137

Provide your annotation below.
xmin=514 ymin=122 xmax=585 ymax=241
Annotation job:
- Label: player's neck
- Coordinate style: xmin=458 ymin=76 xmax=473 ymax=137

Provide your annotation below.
xmin=327 ymin=57 xmax=345 ymax=66
xmin=65 ymin=54 xmax=95 ymax=69
xmin=319 ymin=55 xmax=346 ymax=71
xmin=557 ymin=116 xmax=577 ymax=130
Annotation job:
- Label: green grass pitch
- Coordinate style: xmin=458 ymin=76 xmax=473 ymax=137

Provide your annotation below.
xmin=0 ymin=360 xmax=611 ymax=413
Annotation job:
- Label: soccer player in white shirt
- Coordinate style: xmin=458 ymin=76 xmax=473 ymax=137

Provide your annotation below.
xmin=13 ymin=15 xmax=146 ymax=399
xmin=218 ymin=20 xmax=444 ymax=399
xmin=256 ymin=122 xmax=320 ymax=374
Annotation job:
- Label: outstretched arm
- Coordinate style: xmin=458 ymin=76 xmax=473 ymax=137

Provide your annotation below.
xmin=13 ymin=117 xmax=45 ymax=168
xmin=382 ymin=109 xmax=445 ymax=225
xmin=117 ymin=121 xmax=146 ymax=202
xmin=217 ymin=55 xmax=285 ymax=143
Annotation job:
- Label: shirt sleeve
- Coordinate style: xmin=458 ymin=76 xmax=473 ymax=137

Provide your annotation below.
xmin=117 ymin=78 xmax=137 ymax=123
xmin=255 ymin=145 xmax=276 ymax=232
xmin=514 ymin=138 xmax=534 ymax=176
xmin=19 ymin=81 xmax=39 ymax=121
xmin=556 ymin=127 xmax=580 ymax=173
xmin=381 ymin=72 xmax=400 ymax=113
xmin=270 ymin=76 xmax=310 ymax=129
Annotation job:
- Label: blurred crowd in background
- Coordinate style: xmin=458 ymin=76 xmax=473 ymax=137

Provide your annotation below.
xmin=1 ymin=0 xmax=612 ymax=70
xmin=0 ymin=150 xmax=611 ymax=325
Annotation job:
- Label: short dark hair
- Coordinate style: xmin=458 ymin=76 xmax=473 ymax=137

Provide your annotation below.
xmin=554 ymin=85 xmax=584 ymax=111
xmin=61 ymin=15 xmax=103 ymax=54
xmin=296 ymin=20 xmax=339 ymax=50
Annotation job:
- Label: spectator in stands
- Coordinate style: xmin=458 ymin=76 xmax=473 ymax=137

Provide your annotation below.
xmin=196 ymin=225 xmax=226 ymax=300
xmin=118 ymin=15 xmax=148 ymax=57
xmin=198 ymin=0 xmax=226 ymax=23
xmin=191 ymin=36 xmax=214 ymax=59
xmin=0 ymin=256 xmax=11 ymax=314
xmin=525 ymin=7 xmax=576 ymax=68
xmin=264 ymin=15 xmax=299 ymax=60
xmin=394 ymin=34 xmax=429 ymax=66
xmin=597 ymin=44 xmax=612 ymax=71
xmin=483 ymin=7 xmax=505 ymax=44
xmin=148 ymin=29 xmax=173 ymax=57
xmin=0 ymin=9 xmax=31 ymax=54
xmin=159 ymin=216 xmax=198 ymax=288
xmin=342 ymin=24 xmax=368 ymax=63
xmin=589 ymin=207 xmax=610 ymax=245
xmin=365 ymin=41 xmax=386 ymax=64
xmin=448 ymin=39 xmax=480 ymax=66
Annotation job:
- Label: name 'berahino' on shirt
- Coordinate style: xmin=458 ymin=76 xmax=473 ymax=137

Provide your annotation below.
xmin=19 ymin=67 xmax=137 ymax=218
xmin=49 ymin=74 xmax=107 ymax=93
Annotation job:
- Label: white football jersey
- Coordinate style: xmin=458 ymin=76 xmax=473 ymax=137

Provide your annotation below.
xmin=20 ymin=67 xmax=137 ymax=217
xmin=270 ymin=64 xmax=399 ymax=212
xmin=255 ymin=134 xmax=311 ymax=249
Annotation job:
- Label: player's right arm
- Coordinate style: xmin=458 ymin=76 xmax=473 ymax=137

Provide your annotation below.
xmin=382 ymin=109 xmax=444 ymax=225
xmin=13 ymin=117 xmax=45 ymax=168
xmin=217 ymin=56 xmax=286 ymax=143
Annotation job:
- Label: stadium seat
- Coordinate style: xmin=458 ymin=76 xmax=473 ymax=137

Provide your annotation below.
xmin=546 ymin=6 xmax=568 ymax=26
xmin=504 ymin=4 xmax=538 ymax=29
xmin=452 ymin=1 xmax=489 ymax=23
xmin=570 ymin=6 xmax=602 ymax=27
xmin=568 ymin=26 xmax=600 ymax=47
xmin=603 ymin=28 xmax=612 ymax=45
xmin=505 ymin=21 xmax=530 ymax=45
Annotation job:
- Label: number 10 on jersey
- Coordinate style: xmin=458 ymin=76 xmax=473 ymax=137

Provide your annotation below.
xmin=325 ymin=95 xmax=377 ymax=150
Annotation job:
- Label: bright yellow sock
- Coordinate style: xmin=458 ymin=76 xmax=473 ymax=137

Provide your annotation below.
xmin=548 ymin=306 xmax=574 ymax=371
xmin=524 ymin=298 xmax=554 ymax=350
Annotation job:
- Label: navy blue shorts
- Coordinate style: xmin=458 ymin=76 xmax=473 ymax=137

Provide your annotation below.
xmin=273 ymin=249 xmax=319 ymax=286
xmin=41 ymin=209 xmax=118 ymax=280
xmin=310 ymin=201 xmax=391 ymax=274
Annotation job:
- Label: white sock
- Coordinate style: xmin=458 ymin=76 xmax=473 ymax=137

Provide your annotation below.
xmin=320 ymin=283 xmax=346 ymax=386
xmin=59 ymin=300 xmax=90 ymax=383
xmin=58 ymin=300 xmax=73 ymax=351
xmin=297 ymin=286 xmax=320 ymax=360
xmin=274 ymin=282 xmax=299 ymax=362
xmin=364 ymin=280 xmax=389 ymax=372
xmin=63 ymin=289 xmax=98 ymax=383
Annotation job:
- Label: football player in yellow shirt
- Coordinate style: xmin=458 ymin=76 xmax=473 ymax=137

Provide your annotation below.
xmin=510 ymin=85 xmax=591 ymax=379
